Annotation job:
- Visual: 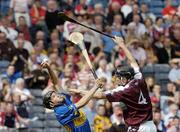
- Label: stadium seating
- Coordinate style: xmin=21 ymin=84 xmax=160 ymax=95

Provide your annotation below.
xmin=153 ymin=64 xmax=170 ymax=73
xmin=0 ymin=60 xmax=10 ymax=73
xmin=142 ymin=65 xmax=154 ymax=77
xmin=150 ymin=1 xmax=164 ymax=7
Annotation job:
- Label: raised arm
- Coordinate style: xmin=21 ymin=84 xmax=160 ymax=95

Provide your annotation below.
xmin=75 ymin=79 xmax=105 ymax=109
xmin=41 ymin=61 xmax=59 ymax=91
xmin=69 ymin=88 xmax=106 ymax=99
xmin=113 ymin=36 xmax=139 ymax=69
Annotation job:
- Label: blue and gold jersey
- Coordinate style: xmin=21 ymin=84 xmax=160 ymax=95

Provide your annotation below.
xmin=54 ymin=93 xmax=91 ymax=132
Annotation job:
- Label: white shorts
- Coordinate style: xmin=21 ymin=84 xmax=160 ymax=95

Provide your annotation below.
xmin=138 ymin=121 xmax=157 ymax=132
xmin=128 ymin=121 xmax=157 ymax=132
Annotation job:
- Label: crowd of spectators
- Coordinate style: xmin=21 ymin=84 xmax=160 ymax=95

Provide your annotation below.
xmin=0 ymin=0 xmax=180 ymax=132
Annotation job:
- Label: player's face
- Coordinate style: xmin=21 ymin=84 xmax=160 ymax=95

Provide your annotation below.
xmin=51 ymin=92 xmax=65 ymax=107
xmin=116 ymin=76 xmax=128 ymax=86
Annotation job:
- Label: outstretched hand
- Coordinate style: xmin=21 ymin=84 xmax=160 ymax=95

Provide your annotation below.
xmin=41 ymin=60 xmax=50 ymax=69
xmin=96 ymin=78 xmax=105 ymax=88
xmin=113 ymin=36 xmax=126 ymax=48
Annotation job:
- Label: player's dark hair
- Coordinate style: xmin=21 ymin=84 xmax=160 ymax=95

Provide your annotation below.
xmin=43 ymin=91 xmax=55 ymax=109
xmin=115 ymin=66 xmax=134 ymax=80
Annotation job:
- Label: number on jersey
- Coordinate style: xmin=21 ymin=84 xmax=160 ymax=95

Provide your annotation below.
xmin=138 ymin=90 xmax=148 ymax=104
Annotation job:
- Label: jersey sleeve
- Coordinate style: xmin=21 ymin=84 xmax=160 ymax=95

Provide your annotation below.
xmin=55 ymin=103 xmax=80 ymax=125
xmin=133 ymin=67 xmax=142 ymax=79
xmin=104 ymin=86 xmax=128 ymax=102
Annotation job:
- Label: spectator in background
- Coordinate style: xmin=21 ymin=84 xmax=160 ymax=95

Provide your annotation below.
xmin=13 ymin=78 xmax=34 ymax=101
xmin=35 ymin=30 xmax=48 ymax=49
xmin=165 ymin=82 xmax=177 ymax=96
xmin=129 ymin=38 xmax=147 ymax=67
xmin=0 ymin=32 xmax=16 ymax=62
xmin=164 ymin=103 xmax=179 ymax=127
xmin=91 ymin=14 xmax=103 ymax=49
xmin=58 ymin=0 xmax=75 ymax=12
xmin=63 ymin=42 xmax=80 ymax=70
xmin=168 ymin=59 xmax=180 ymax=85
xmin=4 ymin=102 xmax=30 ymax=131
xmin=27 ymin=65 xmax=49 ymax=89
xmin=12 ymin=93 xmax=29 ymax=129
xmin=94 ymin=104 xmax=112 ymax=132
xmin=76 ymin=63 xmax=95 ymax=90
xmin=110 ymin=104 xmax=125 ymax=126
xmin=107 ymin=1 xmax=125 ymax=25
xmin=93 ymin=3 xmax=104 ymax=15
xmin=60 ymin=62 xmax=76 ymax=86
xmin=153 ymin=110 xmax=166 ymax=132
xmin=171 ymin=22 xmax=180 ymax=58
xmin=9 ymin=0 xmax=32 ymax=27
xmin=173 ymin=92 xmax=180 ymax=108
xmin=92 ymin=48 xmax=106 ymax=69
xmin=75 ymin=0 xmax=93 ymax=15
xmin=1 ymin=65 xmax=22 ymax=84
xmin=83 ymin=99 xmax=96 ymax=130
xmin=101 ymin=24 xmax=116 ymax=62
xmin=105 ymin=100 xmax=113 ymax=117
xmin=13 ymin=32 xmax=34 ymax=54
xmin=96 ymin=59 xmax=112 ymax=83
xmin=0 ymin=17 xmax=18 ymax=41
xmin=29 ymin=0 xmax=47 ymax=34
xmin=144 ymin=18 xmax=153 ymax=37
xmin=45 ymin=0 xmax=63 ymax=33
xmin=48 ymin=52 xmax=63 ymax=68
xmin=16 ymin=16 xmax=31 ymax=41
xmin=0 ymin=78 xmax=12 ymax=102
xmin=128 ymin=14 xmax=146 ymax=38
xmin=162 ymin=0 xmax=177 ymax=19
xmin=124 ymin=24 xmax=136 ymax=44
xmin=167 ymin=116 xmax=180 ymax=132
xmin=151 ymin=85 xmax=161 ymax=110
xmin=34 ymin=40 xmax=48 ymax=63
xmin=121 ymin=0 xmax=132 ymax=18
xmin=126 ymin=3 xmax=143 ymax=24
xmin=145 ymin=76 xmax=155 ymax=92
xmin=155 ymin=37 xmax=174 ymax=64
xmin=93 ymin=13 xmax=104 ymax=31
xmin=48 ymin=39 xmax=62 ymax=56
xmin=153 ymin=17 xmax=164 ymax=41
xmin=88 ymin=0 xmax=109 ymax=9
xmin=143 ymin=35 xmax=158 ymax=65
xmin=140 ymin=3 xmax=156 ymax=22
xmin=111 ymin=14 xmax=126 ymax=38
xmin=14 ymin=37 xmax=29 ymax=72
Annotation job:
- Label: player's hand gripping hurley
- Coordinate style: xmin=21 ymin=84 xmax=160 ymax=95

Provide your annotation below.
xmin=69 ymin=32 xmax=98 ymax=80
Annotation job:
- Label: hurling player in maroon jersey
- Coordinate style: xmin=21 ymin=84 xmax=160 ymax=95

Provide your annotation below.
xmin=70 ymin=36 xmax=157 ymax=132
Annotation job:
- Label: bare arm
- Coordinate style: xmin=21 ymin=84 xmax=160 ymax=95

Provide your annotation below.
xmin=113 ymin=36 xmax=139 ymax=69
xmin=41 ymin=61 xmax=59 ymax=91
xmin=75 ymin=79 xmax=105 ymax=109
xmin=69 ymin=88 xmax=106 ymax=99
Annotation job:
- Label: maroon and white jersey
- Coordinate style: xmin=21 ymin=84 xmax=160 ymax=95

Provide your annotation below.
xmin=104 ymin=68 xmax=153 ymax=127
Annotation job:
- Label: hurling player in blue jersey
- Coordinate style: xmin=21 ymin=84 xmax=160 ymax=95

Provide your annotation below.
xmin=41 ymin=61 xmax=103 ymax=132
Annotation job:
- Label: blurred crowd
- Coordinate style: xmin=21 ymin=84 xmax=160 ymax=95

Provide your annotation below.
xmin=0 ymin=0 xmax=180 ymax=132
